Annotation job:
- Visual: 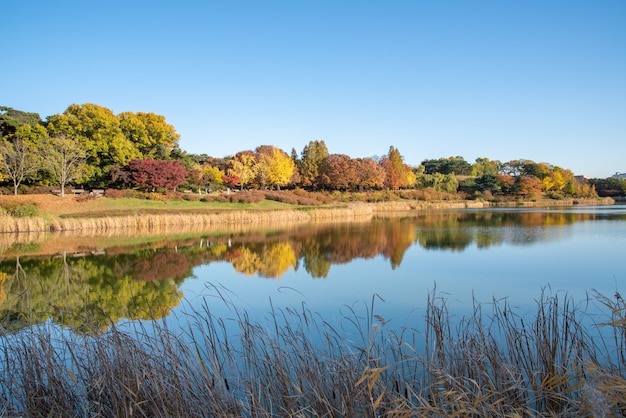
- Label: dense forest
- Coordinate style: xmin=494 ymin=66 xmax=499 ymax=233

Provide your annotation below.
xmin=1 ymin=104 xmax=623 ymax=200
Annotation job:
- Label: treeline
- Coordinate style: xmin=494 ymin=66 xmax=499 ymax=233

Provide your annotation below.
xmin=0 ymin=104 xmax=615 ymax=200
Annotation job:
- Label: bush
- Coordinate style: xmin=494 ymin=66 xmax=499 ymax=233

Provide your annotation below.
xmin=10 ymin=204 xmax=39 ymax=218
xmin=104 ymin=189 xmax=143 ymax=199
xmin=229 ymin=191 xmax=265 ymax=204
xmin=182 ymin=193 xmax=202 ymax=202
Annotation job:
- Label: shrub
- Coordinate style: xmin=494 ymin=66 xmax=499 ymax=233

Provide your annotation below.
xmin=104 ymin=189 xmax=143 ymax=199
xmin=229 ymin=191 xmax=265 ymax=204
xmin=182 ymin=193 xmax=202 ymax=202
xmin=10 ymin=204 xmax=39 ymax=218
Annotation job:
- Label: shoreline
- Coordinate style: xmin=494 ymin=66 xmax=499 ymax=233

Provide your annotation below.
xmin=0 ymin=197 xmax=615 ymax=234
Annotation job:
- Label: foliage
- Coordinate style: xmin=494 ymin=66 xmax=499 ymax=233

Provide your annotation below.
xmin=257 ymin=146 xmax=295 ymax=190
xmin=422 ymin=156 xmax=472 ymax=175
xmin=0 ymin=104 xmax=611 ymax=202
xmin=46 ymin=104 xmax=141 ymax=184
xmin=0 ymin=106 xmax=42 ymax=137
xmin=118 ymin=111 xmax=180 ymax=159
xmin=589 ymin=177 xmax=626 ymax=197
xmin=9 ymin=204 xmax=39 ymax=218
xmin=128 ymin=159 xmax=187 ymax=191
xmin=298 ymin=140 xmax=329 ymax=189
xmin=380 ymin=146 xmax=416 ymax=189
xmin=226 ymin=151 xmax=257 ymax=189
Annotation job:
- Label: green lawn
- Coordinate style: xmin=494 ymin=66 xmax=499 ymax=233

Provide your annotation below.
xmin=61 ymin=196 xmax=300 ymax=218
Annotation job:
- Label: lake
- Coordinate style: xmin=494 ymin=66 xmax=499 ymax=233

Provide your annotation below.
xmin=0 ymin=204 xmax=624 ymax=337
xmin=1 ymin=204 xmax=625 ymax=416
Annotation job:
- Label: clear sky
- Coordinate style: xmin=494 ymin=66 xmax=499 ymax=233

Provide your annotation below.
xmin=3 ymin=1 xmax=625 ymax=178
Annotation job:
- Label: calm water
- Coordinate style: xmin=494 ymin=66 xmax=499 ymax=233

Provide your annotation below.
xmin=1 ymin=205 xmax=624 ymax=336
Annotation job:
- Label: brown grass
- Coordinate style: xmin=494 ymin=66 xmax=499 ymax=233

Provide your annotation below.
xmin=0 ymin=289 xmax=624 ymax=416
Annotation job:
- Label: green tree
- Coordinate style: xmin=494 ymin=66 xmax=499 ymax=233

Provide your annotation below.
xmin=39 ymin=133 xmax=87 ymax=197
xmin=422 ymin=156 xmax=472 ymax=175
xmin=472 ymin=157 xmax=500 ymax=177
xmin=299 ymin=140 xmax=329 ymax=189
xmin=46 ymin=104 xmax=141 ymax=184
xmin=0 ymin=106 xmax=42 ymax=138
xmin=119 ymin=111 xmax=181 ymax=159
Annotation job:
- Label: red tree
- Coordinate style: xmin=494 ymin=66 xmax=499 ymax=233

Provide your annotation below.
xmin=128 ymin=159 xmax=187 ymax=191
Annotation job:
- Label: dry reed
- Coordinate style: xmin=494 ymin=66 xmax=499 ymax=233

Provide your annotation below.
xmin=0 ymin=289 xmax=624 ymax=417
xmin=0 ymin=206 xmax=376 ymax=235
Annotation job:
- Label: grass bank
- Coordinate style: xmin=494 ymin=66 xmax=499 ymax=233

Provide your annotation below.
xmin=0 ymin=290 xmax=624 ymax=416
xmin=0 ymin=194 xmax=615 ymax=233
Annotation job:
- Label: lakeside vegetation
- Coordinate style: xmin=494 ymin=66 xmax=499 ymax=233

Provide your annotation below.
xmin=0 ymin=290 xmax=624 ymax=416
xmin=2 ymin=104 xmax=623 ymax=205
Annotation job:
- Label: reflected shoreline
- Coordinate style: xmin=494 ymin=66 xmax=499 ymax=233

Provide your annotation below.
xmin=0 ymin=199 xmax=615 ymax=258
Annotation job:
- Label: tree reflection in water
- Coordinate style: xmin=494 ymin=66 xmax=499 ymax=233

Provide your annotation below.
xmin=0 ymin=208 xmax=622 ymax=332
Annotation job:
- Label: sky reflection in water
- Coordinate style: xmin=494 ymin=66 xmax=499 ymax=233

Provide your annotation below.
xmin=181 ymin=205 xmax=626 ymax=334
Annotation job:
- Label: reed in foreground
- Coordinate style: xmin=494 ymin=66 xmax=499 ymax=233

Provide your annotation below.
xmin=0 ymin=289 xmax=624 ymax=417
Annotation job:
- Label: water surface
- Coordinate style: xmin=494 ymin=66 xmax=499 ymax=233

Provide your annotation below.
xmin=0 ymin=205 xmax=624 ymax=335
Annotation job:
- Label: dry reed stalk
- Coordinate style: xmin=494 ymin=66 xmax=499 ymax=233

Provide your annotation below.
xmin=0 ymin=289 xmax=624 ymax=416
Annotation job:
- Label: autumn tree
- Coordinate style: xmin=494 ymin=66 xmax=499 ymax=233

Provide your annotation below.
xmin=201 ymin=164 xmax=225 ymax=190
xmin=380 ymin=146 xmax=415 ymax=190
xmin=515 ymin=176 xmax=543 ymax=199
xmin=39 ymin=134 xmax=87 ymax=197
xmin=128 ymin=159 xmax=187 ymax=191
xmin=0 ymin=124 xmax=46 ymax=194
xmin=299 ymin=140 xmax=329 ymax=189
xmin=227 ymin=151 xmax=257 ymax=190
xmin=319 ymin=154 xmax=358 ymax=190
xmin=248 ymin=146 xmax=295 ymax=190
xmin=258 ymin=146 xmax=295 ymax=190
xmin=354 ymin=157 xmax=385 ymax=190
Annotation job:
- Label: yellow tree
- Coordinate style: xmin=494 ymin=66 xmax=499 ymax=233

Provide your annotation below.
xmin=263 ymin=147 xmax=295 ymax=190
xmin=254 ymin=146 xmax=295 ymax=190
xmin=202 ymin=164 xmax=224 ymax=188
xmin=227 ymin=151 xmax=257 ymax=190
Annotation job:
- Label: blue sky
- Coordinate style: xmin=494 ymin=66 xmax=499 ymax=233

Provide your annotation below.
xmin=3 ymin=1 xmax=625 ymax=178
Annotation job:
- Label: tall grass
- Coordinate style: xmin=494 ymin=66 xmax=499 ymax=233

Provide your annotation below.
xmin=0 ymin=289 xmax=624 ymax=417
